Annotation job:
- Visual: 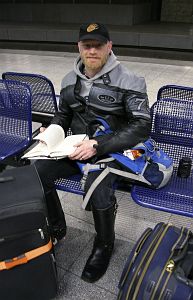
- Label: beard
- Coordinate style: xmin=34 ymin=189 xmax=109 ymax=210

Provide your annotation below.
xmin=82 ymin=53 xmax=109 ymax=71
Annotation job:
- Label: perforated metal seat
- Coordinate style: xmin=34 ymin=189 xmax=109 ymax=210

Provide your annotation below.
xmin=54 ymin=127 xmax=85 ymax=194
xmin=55 ymin=174 xmax=84 ymax=195
xmin=2 ymin=72 xmax=58 ymax=124
xmin=157 ymin=84 xmax=193 ymax=102
xmin=131 ymin=98 xmax=193 ymax=217
xmin=0 ymin=79 xmax=32 ymax=161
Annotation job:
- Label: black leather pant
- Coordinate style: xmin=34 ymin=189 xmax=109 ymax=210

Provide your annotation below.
xmin=35 ymin=158 xmax=121 ymax=209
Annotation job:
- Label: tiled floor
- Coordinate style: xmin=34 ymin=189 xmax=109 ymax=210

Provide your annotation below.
xmin=1 ymin=49 xmax=193 ymax=299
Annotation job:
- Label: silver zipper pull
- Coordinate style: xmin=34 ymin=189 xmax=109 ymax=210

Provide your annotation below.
xmin=38 ymin=228 xmax=44 ymax=239
xmin=46 ymin=217 xmax=49 ymax=226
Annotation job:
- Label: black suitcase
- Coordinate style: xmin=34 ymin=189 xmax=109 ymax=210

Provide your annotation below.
xmin=118 ymin=222 xmax=193 ymax=300
xmin=0 ymin=165 xmax=57 ymax=300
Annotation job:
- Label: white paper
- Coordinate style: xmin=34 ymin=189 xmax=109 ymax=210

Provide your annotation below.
xmin=22 ymin=124 xmax=88 ymax=160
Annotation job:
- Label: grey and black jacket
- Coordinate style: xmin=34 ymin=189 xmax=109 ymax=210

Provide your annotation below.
xmin=52 ymin=52 xmax=151 ymax=157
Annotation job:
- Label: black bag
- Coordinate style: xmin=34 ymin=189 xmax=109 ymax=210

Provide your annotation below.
xmin=118 ymin=222 xmax=193 ymax=300
xmin=0 ymin=165 xmax=57 ymax=300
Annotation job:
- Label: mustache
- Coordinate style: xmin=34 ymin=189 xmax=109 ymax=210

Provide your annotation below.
xmin=86 ymin=56 xmax=100 ymax=59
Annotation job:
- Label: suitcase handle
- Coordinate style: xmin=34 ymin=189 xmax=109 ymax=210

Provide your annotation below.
xmin=175 ymin=267 xmax=193 ymax=288
xmin=172 ymin=242 xmax=188 ymax=263
xmin=173 ymin=238 xmax=193 ymax=288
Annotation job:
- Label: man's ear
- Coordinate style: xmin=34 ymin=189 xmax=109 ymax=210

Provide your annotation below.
xmin=78 ymin=42 xmax=81 ymax=52
xmin=107 ymin=41 xmax=113 ymax=54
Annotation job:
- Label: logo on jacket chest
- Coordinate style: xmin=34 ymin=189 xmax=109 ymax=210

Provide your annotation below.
xmin=97 ymin=94 xmax=116 ymax=104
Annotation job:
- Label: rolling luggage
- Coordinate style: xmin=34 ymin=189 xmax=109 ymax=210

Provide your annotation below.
xmin=0 ymin=165 xmax=57 ymax=300
xmin=118 ymin=222 xmax=193 ymax=300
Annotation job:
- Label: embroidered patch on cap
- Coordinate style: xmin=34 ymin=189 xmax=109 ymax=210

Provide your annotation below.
xmin=87 ymin=24 xmax=99 ymax=33
xmin=79 ymin=23 xmax=110 ymax=42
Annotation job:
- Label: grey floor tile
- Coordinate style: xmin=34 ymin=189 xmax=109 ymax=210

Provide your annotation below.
xmin=55 ymin=217 xmax=94 ymax=270
xmin=58 ymin=191 xmax=93 ymax=225
xmin=57 ymin=266 xmax=68 ymax=283
xmin=115 ymin=193 xmax=171 ymax=241
xmin=55 ymin=272 xmax=117 ymax=300
xmin=169 ymin=214 xmax=193 ymax=231
xmin=119 ymin=192 xmax=171 ymax=223
xmin=69 ymin=237 xmax=133 ymax=296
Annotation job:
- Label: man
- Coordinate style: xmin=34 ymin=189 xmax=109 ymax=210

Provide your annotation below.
xmin=35 ymin=22 xmax=151 ymax=283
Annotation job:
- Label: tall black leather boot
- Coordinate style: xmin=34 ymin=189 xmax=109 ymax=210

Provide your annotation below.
xmin=81 ymin=200 xmax=118 ymax=283
xmin=45 ymin=189 xmax=66 ymax=241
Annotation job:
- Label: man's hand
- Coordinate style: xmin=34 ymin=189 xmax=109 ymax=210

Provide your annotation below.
xmin=69 ymin=139 xmax=98 ymax=161
xmin=40 ymin=127 xmax=46 ymax=133
xmin=38 ymin=127 xmax=47 ymax=144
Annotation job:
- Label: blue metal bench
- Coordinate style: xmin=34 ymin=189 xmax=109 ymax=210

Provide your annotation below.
xmin=55 ymin=174 xmax=84 ymax=195
xmin=131 ymin=98 xmax=193 ymax=217
xmin=0 ymin=79 xmax=32 ymax=163
xmin=56 ymin=88 xmax=193 ymax=203
xmin=2 ymin=72 xmax=58 ymax=125
xmin=157 ymin=84 xmax=193 ymax=102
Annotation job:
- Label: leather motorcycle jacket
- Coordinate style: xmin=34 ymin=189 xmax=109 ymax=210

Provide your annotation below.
xmin=52 ymin=52 xmax=151 ymax=157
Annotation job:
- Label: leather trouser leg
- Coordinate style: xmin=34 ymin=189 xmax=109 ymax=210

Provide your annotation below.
xmin=45 ymin=189 xmax=66 ymax=241
xmin=81 ymin=198 xmax=118 ymax=283
xmin=35 ymin=158 xmax=80 ymax=241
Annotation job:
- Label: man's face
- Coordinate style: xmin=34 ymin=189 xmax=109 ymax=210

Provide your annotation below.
xmin=78 ymin=40 xmax=112 ymax=71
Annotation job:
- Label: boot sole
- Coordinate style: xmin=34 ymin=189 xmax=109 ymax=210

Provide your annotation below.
xmin=81 ymin=273 xmax=104 ymax=283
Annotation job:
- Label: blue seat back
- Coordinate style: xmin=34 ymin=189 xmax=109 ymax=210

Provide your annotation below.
xmin=150 ymin=99 xmax=193 ymax=166
xmin=157 ymin=85 xmax=193 ymax=102
xmin=0 ymin=79 xmax=32 ymax=160
xmin=2 ymin=72 xmax=58 ymax=122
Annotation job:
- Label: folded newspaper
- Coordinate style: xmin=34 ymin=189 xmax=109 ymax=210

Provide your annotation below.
xmin=22 ymin=124 xmax=88 ymax=159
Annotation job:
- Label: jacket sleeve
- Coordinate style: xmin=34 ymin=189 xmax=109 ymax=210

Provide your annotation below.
xmin=94 ymin=89 xmax=151 ymax=156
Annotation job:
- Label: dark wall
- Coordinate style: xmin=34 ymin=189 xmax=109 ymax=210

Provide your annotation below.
xmin=0 ymin=1 xmax=154 ymax=25
xmin=0 ymin=0 xmax=152 ymax=3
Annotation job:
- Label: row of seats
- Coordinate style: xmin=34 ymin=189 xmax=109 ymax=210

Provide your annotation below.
xmin=0 ymin=72 xmax=192 ymax=220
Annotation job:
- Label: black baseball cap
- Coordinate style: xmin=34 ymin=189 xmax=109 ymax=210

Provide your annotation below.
xmin=79 ymin=23 xmax=110 ymax=43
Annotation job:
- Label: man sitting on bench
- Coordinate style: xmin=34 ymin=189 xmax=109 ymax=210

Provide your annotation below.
xmin=35 ymin=22 xmax=151 ymax=283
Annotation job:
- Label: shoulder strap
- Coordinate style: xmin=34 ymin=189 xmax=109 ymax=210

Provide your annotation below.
xmin=82 ymin=166 xmax=150 ymax=210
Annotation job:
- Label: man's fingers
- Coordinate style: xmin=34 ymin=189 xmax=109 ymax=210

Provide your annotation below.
xmin=40 ymin=127 xmax=46 ymax=133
